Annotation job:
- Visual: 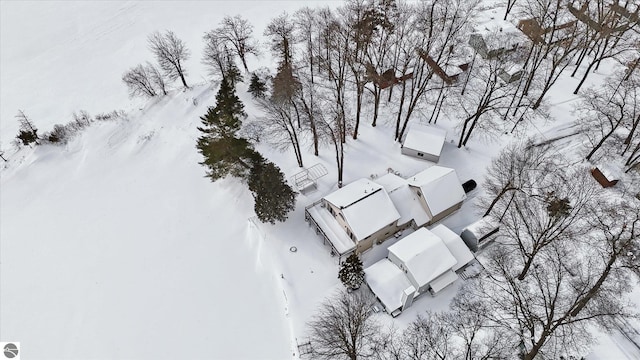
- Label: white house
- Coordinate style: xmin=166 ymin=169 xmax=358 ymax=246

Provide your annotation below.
xmin=305 ymin=166 xmax=468 ymax=260
xmin=374 ymin=173 xmax=430 ymax=228
xmin=401 ymin=123 xmax=447 ymax=163
xmin=364 ymin=227 xmax=475 ymax=316
xmin=407 ymin=166 xmax=467 ymax=225
xmin=305 ymin=179 xmax=401 ymax=259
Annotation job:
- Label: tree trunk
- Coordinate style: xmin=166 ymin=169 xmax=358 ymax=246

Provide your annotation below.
xmin=353 ymin=84 xmax=363 ymax=140
xmin=483 ymin=184 xmax=514 ymax=217
xmin=395 ymin=82 xmax=407 ymax=140
xmin=240 ymin=55 xmax=249 ymax=73
xmin=371 ymin=87 xmax=380 ymax=127
xmin=573 ymin=59 xmax=597 ymax=94
xmin=586 ymin=125 xmax=619 ymax=160
xmin=517 ymin=254 xmax=535 ymax=280
xmin=179 ymin=72 xmax=188 ymax=88
xmin=300 ymin=97 xmax=319 ymax=156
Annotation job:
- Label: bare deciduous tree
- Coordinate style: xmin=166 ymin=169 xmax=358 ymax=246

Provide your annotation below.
xmin=454 ymin=48 xmax=525 ymax=147
xmin=474 ymin=186 xmax=640 ymax=360
xmin=146 ymin=61 xmax=167 ymax=96
xmin=307 ymin=289 xmax=380 ymax=360
xmin=217 ymin=15 xmax=259 ymax=72
xmin=264 ymin=12 xmax=296 ymax=68
xmin=148 ymin=30 xmax=190 ymax=88
xmin=579 ymin=70 xmax=640 ymax=161
xmin=122 ymin=64 xmax=157 ymax=98
xmin=498 ymin=167 xmax=597 ymax=280
xmin=256 ymin=98 xmax=304 ymax=167
xmin=480 ymin=139 xmax=564 ymax=217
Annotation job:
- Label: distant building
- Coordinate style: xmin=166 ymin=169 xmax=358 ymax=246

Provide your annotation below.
xmin=590 ymin=167 xmax=619 ymax=188
xmin=400 ymin=123 xmax=447 ymax=163
xmin=468 ymin=12 xmax=528 ymax=59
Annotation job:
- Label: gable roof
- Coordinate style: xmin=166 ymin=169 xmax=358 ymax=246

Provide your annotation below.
xmin=430 ymin=224 xmax=475 ymax=271
xmin=364 ymin=259 xmax=414 ymax=313
xmin=402 ymin=123 xmax=447 ymax=157
xmin=388 ymin=228 xmax=457 ymax=288
xmin=408 ymin=166 xmax=466 ymax=216
xmin=375 ymin=173 xmax=431 ymax=227
xmin=324 ymin=179 xmax=401 ymax=241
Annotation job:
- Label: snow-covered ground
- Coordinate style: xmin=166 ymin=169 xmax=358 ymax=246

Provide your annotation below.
xmin=1 ymin=1 xmax=639 ymax=359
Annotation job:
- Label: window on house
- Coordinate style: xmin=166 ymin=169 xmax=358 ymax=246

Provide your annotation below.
xmin=338 ymin=213 xmax=345 ymax=221
xmin=417 ymin=190 xmax=422 ymax=197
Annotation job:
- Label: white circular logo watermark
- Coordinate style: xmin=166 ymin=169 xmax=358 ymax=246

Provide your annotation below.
xmin=1 ymin=342 xmax=20 ymax=359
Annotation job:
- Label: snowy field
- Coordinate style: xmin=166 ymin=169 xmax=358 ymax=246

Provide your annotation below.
xmin=1 ymin=1 xmax=639 ymax=360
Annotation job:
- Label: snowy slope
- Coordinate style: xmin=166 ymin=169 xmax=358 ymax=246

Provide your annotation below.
xmin=0 ymin=88 xmax=293 ymax=359
xmin=0 ymin=0 xmax=332 ymax=146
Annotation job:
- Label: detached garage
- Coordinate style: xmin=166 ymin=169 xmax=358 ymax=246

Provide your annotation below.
xmin=401 ymin=123 xmax=447 ymax=163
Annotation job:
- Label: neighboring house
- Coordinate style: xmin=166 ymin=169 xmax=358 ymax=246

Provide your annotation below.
xmin=305 ymin=179 xmax=401 ymax=260
xmin=407 ymin=166 xmax=467 ymax=225
xmin=467 ymin=7 xmax=530 ymax=59
xmin=364 ymin=227 xmax=475 ymax=316
xmin=401 ymin=123 xmax=447 ymax=163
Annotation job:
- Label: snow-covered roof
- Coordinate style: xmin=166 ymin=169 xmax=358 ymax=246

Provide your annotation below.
xmin=306 ymin=203 xmax=356 ymax=255
xmin=463 ymin=217 xmax=500 ymax=239
xmin=375 ymin=173 xmax=407 ymax=193
xmin=430 ymin=224 xmax=475 ymax=271
xmin=408 ymin=166 xmax=466 ymax=216
xmin=401 ymin=123 xmax=447 ymax=158
xmin=388 ymin=228 xmax=457 ymax=288
xmin=472 ymin=8 xmax=529 ymax=51
xmin=429 ymin=269 xmax=458 ymax=294
xmin=324 ymin=179 xmax=382 ymax=209
xmin=364 ymin=259 xmax=414 ymax=313
xmin=324 ymin=179 xmax=400 ymax=241
xmin=376 ymin=173 xmax=431 ymax=227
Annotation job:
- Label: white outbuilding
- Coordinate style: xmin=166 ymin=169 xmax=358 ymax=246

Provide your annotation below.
xmin=401 ymin=123 xmax=447 ymax=163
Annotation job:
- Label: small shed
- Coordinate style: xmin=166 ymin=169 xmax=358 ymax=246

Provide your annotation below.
xmin=401 ymin=124 xmax=447 ymax=163
xmin=591 ymin=167 xmax=619 ymax=188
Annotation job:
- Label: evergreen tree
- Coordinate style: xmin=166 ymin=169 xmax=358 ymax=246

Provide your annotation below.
xmin=248 ymin=155 xmax=296 ymax=224
xmin=15 ymin=110 xmax=39 ymax=146
xmin=224 ymin=60 xmax=243 ymax=87
xmin=199 ymin=78 xmax=246 ymax=137
xmin=338 ymin=253 xmax=365 ymax=290
xmin=248 ymin=73 xmax=268 ymax=99
xmin=197 ymin=78 xmax=254 ymax=180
